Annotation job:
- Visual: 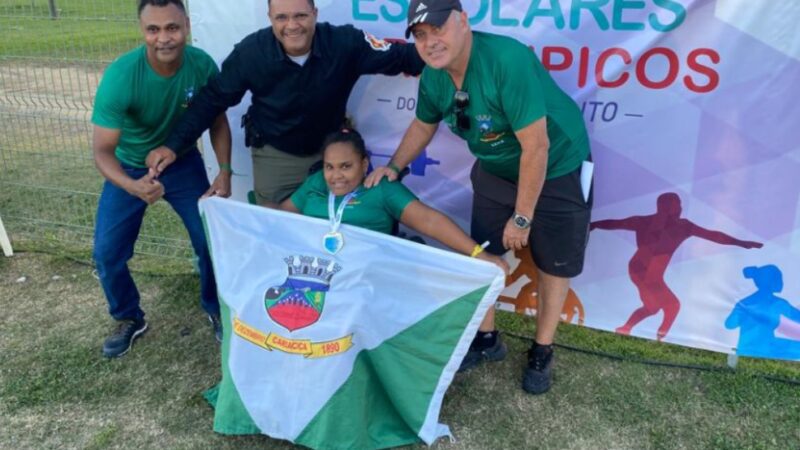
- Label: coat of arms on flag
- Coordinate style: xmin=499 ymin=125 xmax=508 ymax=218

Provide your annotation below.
xmin=200 ymin=197 xmax=505 ymax=449
xmin=265 ymin=255 xmax=339 ymax=332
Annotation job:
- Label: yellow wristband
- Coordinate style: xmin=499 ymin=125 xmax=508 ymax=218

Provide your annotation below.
xmin=470 ymin=244 xmax=485 ymax=258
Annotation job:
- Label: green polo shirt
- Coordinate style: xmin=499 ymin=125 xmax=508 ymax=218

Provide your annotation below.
xmin=290 ymin=171 xmax=417 ymax=234
xmin=416 ymin=31 xmax=589 ymax=181
xmin=92 ymin=45 xmax=219 ymax=168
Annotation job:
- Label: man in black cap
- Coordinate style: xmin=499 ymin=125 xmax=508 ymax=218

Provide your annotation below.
xmin=366 ymin=0 xmax=593 ymax=395
xmin=147 ymin=0 xmax=424 ymax=205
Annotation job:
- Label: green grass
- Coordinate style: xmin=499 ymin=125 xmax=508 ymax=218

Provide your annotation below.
xmin=1 ymin=252 xmax=799 ymax=449
xmin=0 ymin=17 xmax=140 ymax=61
xmin=0 ymin=0 xmax=140 ymax=61
xmin=1 ymin=0 xmax=134 ymax=17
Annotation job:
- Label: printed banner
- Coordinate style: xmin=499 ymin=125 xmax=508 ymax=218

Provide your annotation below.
xmin=199 ymin=197 xmax=505 ymax=447
xmin=191 ymin=1 xmax=800 ymax=360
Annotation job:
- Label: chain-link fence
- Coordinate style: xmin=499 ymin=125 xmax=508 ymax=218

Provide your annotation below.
xmin=0 ymin=0 xmax=194 ymax=262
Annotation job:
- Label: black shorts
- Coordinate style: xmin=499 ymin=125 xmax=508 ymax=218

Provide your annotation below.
xmin=469 ymin=160 xmax=592 ymax=278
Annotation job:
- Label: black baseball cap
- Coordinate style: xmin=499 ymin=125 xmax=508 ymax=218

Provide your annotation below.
xmin=405 ymin=0 xmax=463 ymax=38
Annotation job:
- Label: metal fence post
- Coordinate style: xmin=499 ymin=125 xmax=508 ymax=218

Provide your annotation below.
xmin=48 ymin=0 xmax=58 ymax=19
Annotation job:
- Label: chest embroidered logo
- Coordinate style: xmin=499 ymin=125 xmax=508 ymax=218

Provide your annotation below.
xmin=477 ymin=115 xmax=505 ymax=143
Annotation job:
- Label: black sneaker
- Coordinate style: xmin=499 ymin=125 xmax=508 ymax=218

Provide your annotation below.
xmin=458 ymin=332 xmax=507 ymax=373
xmin=102 ymin=319 xmax=148 ymax=358
xmin=208 ymin=313 xmax=223 ymax=343
xmin=522 ymin=344 xmax=554 ymax=394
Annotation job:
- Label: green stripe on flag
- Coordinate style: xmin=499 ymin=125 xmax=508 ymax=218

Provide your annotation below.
xmin=295 ymin=285 xmax=490 ymax=450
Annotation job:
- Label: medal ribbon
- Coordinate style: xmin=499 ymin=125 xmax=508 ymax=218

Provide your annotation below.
xmin=327 ymin=189 xmax=358 ymax=233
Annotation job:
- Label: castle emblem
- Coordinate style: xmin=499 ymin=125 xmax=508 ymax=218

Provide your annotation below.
xmin=264 ymin=255 xmax=341 ymax=332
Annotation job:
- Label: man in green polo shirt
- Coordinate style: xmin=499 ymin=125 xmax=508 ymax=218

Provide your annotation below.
xmin=91 ymin=0 xmax=232 ymax=358
xmin=366 ymin=0 xmax=592 ymax=394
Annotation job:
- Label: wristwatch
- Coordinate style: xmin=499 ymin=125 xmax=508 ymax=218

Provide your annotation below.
xmin=512 ymin=212 xmax=532 ymax=229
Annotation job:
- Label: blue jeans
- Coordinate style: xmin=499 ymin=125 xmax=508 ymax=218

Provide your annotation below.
xmin=93 ymin=150 xmax=219 ymax=321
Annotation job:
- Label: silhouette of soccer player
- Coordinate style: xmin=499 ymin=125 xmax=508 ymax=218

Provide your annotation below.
xmin=725 ymin=265 xmax=800 ymax=359
xmin=590 ymin=193 xmax=763 ymax=340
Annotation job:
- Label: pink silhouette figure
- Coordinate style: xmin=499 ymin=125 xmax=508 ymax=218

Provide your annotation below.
xmin=591 ymin=193 xmax=763 ymax=340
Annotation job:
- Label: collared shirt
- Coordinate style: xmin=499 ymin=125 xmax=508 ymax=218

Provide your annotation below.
xmin=164 ymin=22 xmax=424 ymax=156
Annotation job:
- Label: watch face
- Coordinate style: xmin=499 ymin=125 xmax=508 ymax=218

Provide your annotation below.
xmin=514 ymin=215 xmax=529 ymax=228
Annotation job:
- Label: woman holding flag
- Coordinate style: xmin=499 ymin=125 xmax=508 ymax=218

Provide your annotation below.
xmin=202 ymin=126 xmax=509 ymax=447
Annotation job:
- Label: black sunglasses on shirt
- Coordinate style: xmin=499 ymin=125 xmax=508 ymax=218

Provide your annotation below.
xmin=453 ymin=90 xmax=470 ymax=131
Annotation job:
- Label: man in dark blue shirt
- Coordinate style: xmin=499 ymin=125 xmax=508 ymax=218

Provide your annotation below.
xmin=148 ymin=0 xmax=424 ymax=204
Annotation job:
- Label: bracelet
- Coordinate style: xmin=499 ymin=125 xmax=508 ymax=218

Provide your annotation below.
xmin=219 ymin=163 xmax=233 ymax=173
xmin=387 ymin=162 xmax=401 ymax=176
xmin=470 ymin=244 xmax=485 ymax=258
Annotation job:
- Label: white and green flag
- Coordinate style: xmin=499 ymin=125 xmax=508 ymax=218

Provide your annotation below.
xmin=199 ymin=197 xmax=505 ymax=449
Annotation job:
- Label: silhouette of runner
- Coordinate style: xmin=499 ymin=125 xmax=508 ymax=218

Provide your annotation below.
xmin=725 ymin=265 xmax=800 ymax=359
xmin=591 ymin=193 xmax=762 ymax=340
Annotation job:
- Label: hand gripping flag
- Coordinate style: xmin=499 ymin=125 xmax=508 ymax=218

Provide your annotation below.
xmin=199 ymin=197 xmax=505 ymax=449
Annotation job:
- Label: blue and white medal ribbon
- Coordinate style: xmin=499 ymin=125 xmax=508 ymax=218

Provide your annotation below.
xmin=323 ymin=190 xmax=358 ymax=255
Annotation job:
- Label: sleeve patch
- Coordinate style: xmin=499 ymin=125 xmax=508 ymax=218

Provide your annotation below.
xmin=363 ymin=31 xmax=392 ymax=52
